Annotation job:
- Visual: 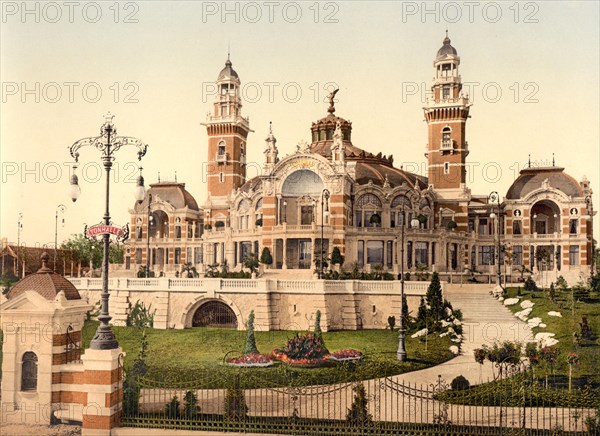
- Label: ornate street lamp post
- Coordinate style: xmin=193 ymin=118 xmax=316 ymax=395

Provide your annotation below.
xmin=146 ymin=193 xmax=153 ymax=278
xmin=16 ymin=213 xmax=23 ymax=278
xmin=585 ymin=195 xmax=595 ymax=278
xmin=54 ymin=204 xmax=66 ymax=271
xmin=320 ymin=189 xmax=330 ymax=279
xmin=69 ymin=113 xmax=148 ymax=350
xmin=489 ymin=191 xmax=502 ymax=287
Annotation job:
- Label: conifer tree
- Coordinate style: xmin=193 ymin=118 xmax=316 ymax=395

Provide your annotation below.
xmin=243 ymin=310 xmax=259 ymax=355
xmin=426 ymin=272 xmax=443 ymax=322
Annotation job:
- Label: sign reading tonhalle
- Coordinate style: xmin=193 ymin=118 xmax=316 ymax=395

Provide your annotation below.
xmin=86 ymin=224 xmax=125 ymax=238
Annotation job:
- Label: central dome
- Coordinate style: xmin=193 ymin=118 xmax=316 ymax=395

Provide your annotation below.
xmin=436 ymin=36 xmax=458 ymax=59
xmin=218 ymin=59 xmax=239 ymax=81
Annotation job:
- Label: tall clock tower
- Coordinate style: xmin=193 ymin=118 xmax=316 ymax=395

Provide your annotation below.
xmin=202 ymin=57 xmax=253 ymax=218
xmin=423 ymin=33 xmax=472 ymax=196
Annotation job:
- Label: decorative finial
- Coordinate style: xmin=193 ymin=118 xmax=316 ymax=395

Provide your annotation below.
xmin=104 ymin=112 xmax=115 ymax=125
xmin=552 ymin=153 xmax=555 ymax=166
xmin=528 ymin=154 xmax=531 ymax=168
xmin=327 ymin=88 xmax=339 ymax=114
xmin=227 ymin=41 xmax=230 ymax=61
xmin=40 ymin=252 xmax=51 ymax=272
xmin=446 ymin=29 xmax=448 ymax=38
xmin=175 ymin=171 xmax=177 ymax=182
xmin=269 ymin=121 xmax=272 ymax=134
xmin=158 ymin=171 xmax=161 ymax=182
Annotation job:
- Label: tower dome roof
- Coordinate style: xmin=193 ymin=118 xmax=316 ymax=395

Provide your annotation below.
xmin=506 ymin=167 xmax=584 ymax=200
xmin=218 ymin=58 xmax=239 ymax=81
xmin=7 ymin=253 xmax=81 ymax=301
xmin=436 ymin=35 xmax=458 ymax=59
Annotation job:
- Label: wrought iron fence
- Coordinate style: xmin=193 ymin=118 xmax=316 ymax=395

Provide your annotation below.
xmin=120 ymin=370 xmax=598 ymax=435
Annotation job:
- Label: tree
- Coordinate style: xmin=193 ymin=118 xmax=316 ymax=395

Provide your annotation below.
xmin=180 ymin=262 xmax=198 ymax=278
xmin=426 ymin=272 xmax=443 ymax=322
xmin=331 ymin=246 xmax=344 ymax=266
xmin=401 ymin=293 xmax=409 ymax=329
xmin=259 ymin=247 xmax=273 ymax=265
xmin=242 ymin=253 xmax=259 ymax=274
xmin=346 ymin=383 xmax=372 ymax=426
xmin=243 ymin=310 xmax=259 ymax=355
xmin=183 ymin=390 xmax=199 ymax=419
xmin=61 ymin=233 xmax=102 ymax=273
xmin=416 ymin=297 xmax=427 ymax=329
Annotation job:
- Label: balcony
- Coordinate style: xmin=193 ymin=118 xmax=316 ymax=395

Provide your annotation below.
xmin=216 ymin=152 xmax=228 ymax=164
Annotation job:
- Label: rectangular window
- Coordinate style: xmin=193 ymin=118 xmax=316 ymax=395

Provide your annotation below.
xmin=135 ymin=249 xmax=142 ymax=264
xmin=478 ymin=246 xmax=495 ymax=265
xmin=165 ymin=248 xmax=169 ymax=265
xmin=174 ymin=248 xmax=181 ymax=264
xmin=386 ymin=240 xmax=393 ymax=269
xmin=357 ymin=240 xmax=364 ymax=267
xmin=355 ymin=211 xmax=362 ymax=227
xmin=366 ymin=241 xmax=384 ymax=265
xmin=478 ymin=219 xmax=488 ymax=235
xmin=513 ymin=245 xmax=523 ymax=266
xmin=407 ymin=241 xmax=413 ymax=268
xmin=136 ymin=226 xmax=142 ymax=239
xmin=188 ymin=225 xmax=193 ymax=238
xmin=175 ymin=226 xmax=182 ymax=239
xmin=186 ymin=248 xmax=192 ymax=264
xmin=125 ymin=257 xmax=131 ymax=270
xmin=513 ymin=221 xmax=522 ymax=235
xmin=569 ymin=219 xmax=578 ymax=234
xmin=194 ymin=247 xmax=202 ymax=264
xmin=569 ymin=246 xmax=579 ymax=265
xmin=444 ymin=162 xmax=450 ymax=174
xmin=415 ymin=242 xmax=428 ymax=266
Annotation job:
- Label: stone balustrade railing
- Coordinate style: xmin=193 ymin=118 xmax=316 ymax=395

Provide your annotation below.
xmin=68 ymin=277 xmax=440 ymax=295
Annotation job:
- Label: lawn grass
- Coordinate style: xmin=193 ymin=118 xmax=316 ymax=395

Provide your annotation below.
xmin=81 ymin=322 xmax=454 ymax=388
xmin=502 ymin=287 xmax=600 ymax=388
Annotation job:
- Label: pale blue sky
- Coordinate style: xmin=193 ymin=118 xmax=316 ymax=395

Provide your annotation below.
xmin=1 ymin=1 xmax=599 ymax=245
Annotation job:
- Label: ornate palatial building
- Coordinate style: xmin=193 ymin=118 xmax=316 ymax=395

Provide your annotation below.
xmin=120 ymin=35 xmax=594 ymax=286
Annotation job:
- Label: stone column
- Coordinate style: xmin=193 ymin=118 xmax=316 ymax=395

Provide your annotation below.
xmin=81 ymin=348 xmax=123 ymax=436
xmin=282 ymin=238 xmax=287 ymax=270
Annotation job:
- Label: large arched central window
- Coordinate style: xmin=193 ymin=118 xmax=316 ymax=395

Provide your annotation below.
xmin=355 ymin=193 xmax=383 ymax=228
xmin=21 ymin=352 xmax=38 ymax=391
xmin=281 ymin=169 xmax=324 ymax=196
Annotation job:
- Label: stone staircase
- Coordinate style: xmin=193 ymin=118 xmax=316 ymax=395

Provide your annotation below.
xmin=444 ymin=284 xmax=534 ymax=353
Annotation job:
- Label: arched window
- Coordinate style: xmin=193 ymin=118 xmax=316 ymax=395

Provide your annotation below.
xmin=218 ymin=141 xmax=226 ymax=156
xmin=255 ymin=198 xmax=263 ymax=226
xmin=355 ymin=193 xmax=382 ymax=228
xmin=442 ymin=127 xmax=451 ymax=149
xmin=237 ymin=199 xmax=251 ymax=230
xmin=419 ymin=198 xmax=432 ymax=229
xmin=21 ymin=352 xmax=38 ymax=391
xmin=390 ymin=195 xmax=411 ymax=228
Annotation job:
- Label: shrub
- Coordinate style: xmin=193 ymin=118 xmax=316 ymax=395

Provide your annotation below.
xmin=426 ymin=272 xmax=443 ymax=322
xmin=259 ymin=247 xmax=272 ymax=265
xmin=165 ymin=395 xmax=180 ymax=419
xmin=255 ymin=218 xmax=263 ymax=227
xmin=369 ymin=213 xmax=381 ymax=226
xmin=314 ymin=310 xmax=324 ymax=340
xmin=451 ymin=375 xmax=470 ymax=391
xmin=277 ymin=332 xmax=328 ymax=360
xmin=204 ymin=223 xmax=212 ymax=230
xmin=183 ymin=390 xmax=199 ymax=419
xmin=243 ymin=310 xmax=259 ymax=355
xmin=136 ymin=265 xmax=155 ymax=278
xmin=224 ymin=379 xmax=248 ymax=421
xmin=346 ymin=383 xmax=372 ymax=426
xmin=580 ymin=316 xmax=594 ymax=340
xmin=215 ymin=220 xmax=225 ymax=228
xmin=242 ymin=253 xmax=259 ymax=274
xmin=387 ymin=315 xmax=396 ymax=331
xmin=524 ymin=276 xmax=538 ymax=292
xmin=331 ymin=246 xmax=344 ymax=265
xmin=126 ymin=300 xmax=156 ymax=328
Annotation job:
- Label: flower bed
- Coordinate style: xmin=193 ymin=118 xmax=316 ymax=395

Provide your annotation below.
xmin=271 ymin=350 xmax=330 ymax=367
xmin=327 ymin=349 xmax=363 ymax=362
xmin=225 ymin=353 xmax=274 ymax=368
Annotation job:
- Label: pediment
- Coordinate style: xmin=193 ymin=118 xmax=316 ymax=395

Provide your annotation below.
xmin=0 ymin=290 xmax=55 ymax=312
